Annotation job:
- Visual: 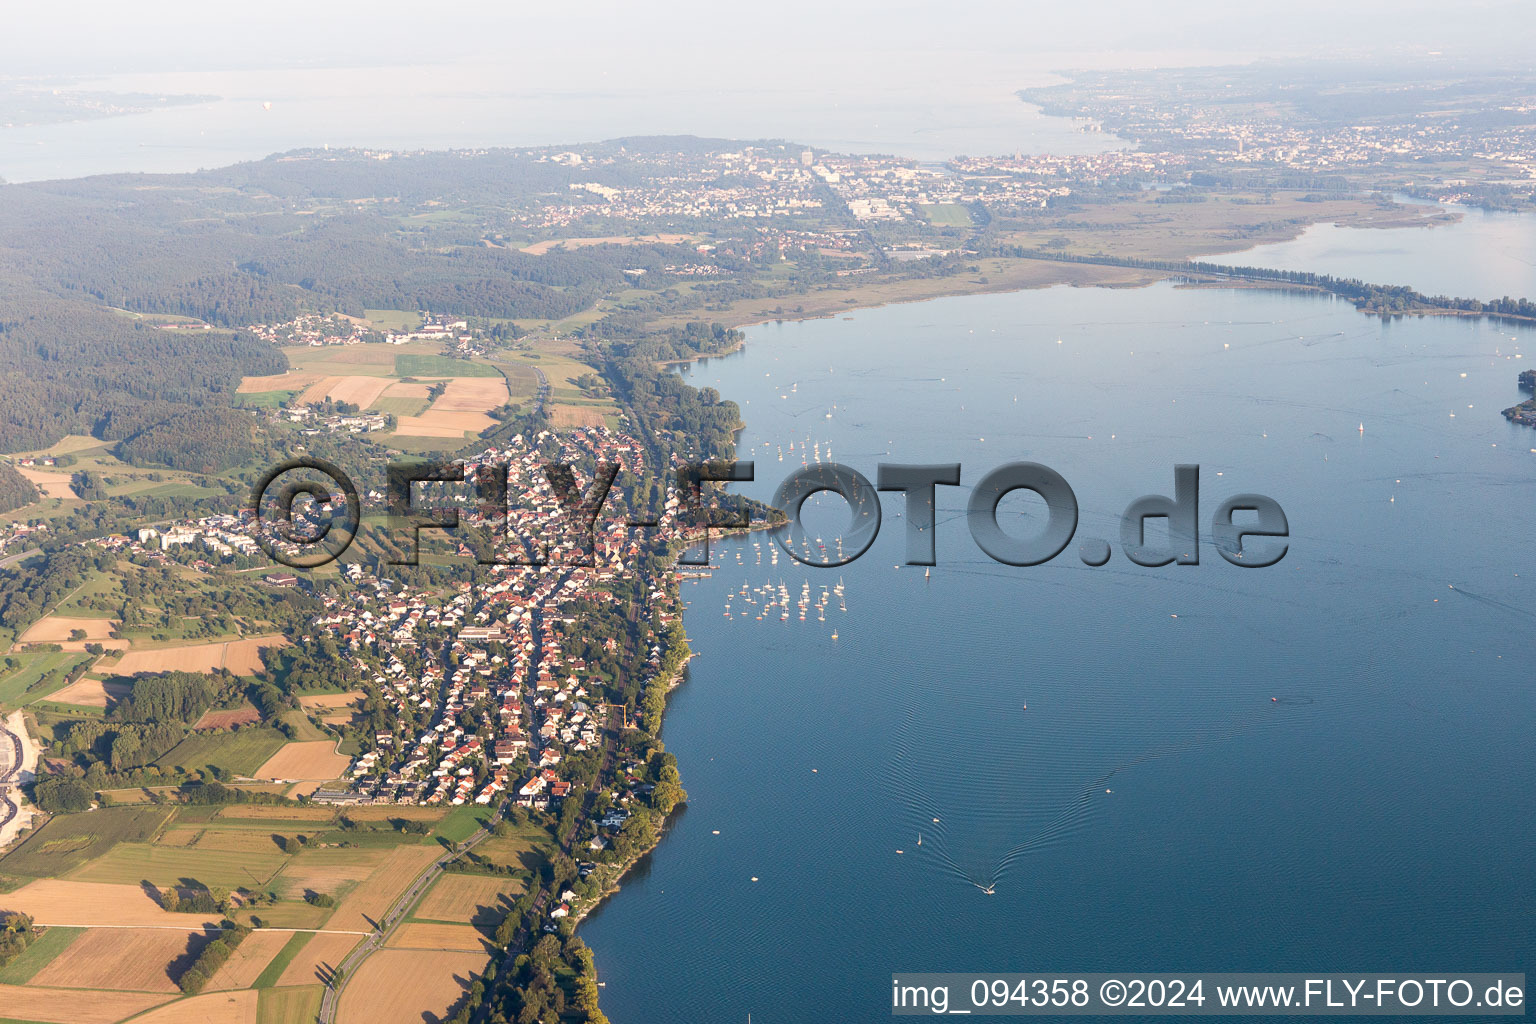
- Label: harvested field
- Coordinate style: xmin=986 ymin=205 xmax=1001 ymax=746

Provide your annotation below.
xmin=343 ymin=805 xmax=444 ymax=823
xmin=0 ymin=879 xmax=220 ymax=927
xmin=394 ymin=377 xmax=508 ymax=437
xmin=0 ymin=984 xmax=171 ymax=1023
xmin=17 ymin=616 xmax=117 ymax=644
xmin=336 ymin=949 xmax=486 ymax=1024
xmin=274 ymin=931 xmax=361 ymax=987
xmin=304 ymin=345 xmax=401 ymax=367
xmin=271 ymin=846 xmax=389 ymax=898
xmin=217 ymin=805 xmax=337 ymax=822
xmin=194 ymin=704 xmax=262 ymax=729
xmin=48 ymin=676 xmax=131 ymax=708
xmin=67 ymin=841 xmax=287 ymax=888
xmin=28 ymin=926 xmax=208 ymax=992
xmin=253 ymin=740 xmax=350 ymax=782
xmin=549 ymin=404 xmax=608 ymax=428
xmin=113 ymin=636 xmax=285 ymax=676
xmin=132 ymin=989 xmax=258 ymax=1024
xmin=295 ymin=375 xmax=394 ymax=408
xmin=414 ymin=874 xmax=523 ymax=923
xmin=205 ymin=929 xmax=294 ymax=991
xmin=376 ymin=380 xmax=431 ymax=398
xmin=238 ymin=371 xmax=325 ymax=394
xmin=258 ymin=985 xmax=323 ymax=1024
xmin=162 ymin=828 xmax=292 ymax=854
xmin=15 ymin=467 xmax=74 ymax=499
xmin=296 ymin=691 xmax=364 ymax=711
xmin=325 ymin=844 xmax=442 ymax=932
xmin=386 ymin=922 xmax=490 ymax=951
xmin=519 ymin=232 xmax=691 ymax=255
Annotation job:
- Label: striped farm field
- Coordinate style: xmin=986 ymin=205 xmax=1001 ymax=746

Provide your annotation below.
xmin=204 ymin=929 xmax=296 ymax=991
xmin=271 ymin=845 xmax=390 ymax=899
xmin=28 ymin=926 xmax=209 ymax=992
xmin=237 ymin=371 xmax=325 ymax=394
xmin=0 ymin=984 xmax=172 ymax=1023
xmin=295 ymin=375 xmax=394 ymax=408
xmin=67 ymin=841 xmax=287 ymax=888
xmin=324 ymin=844 xmax=442 ymax=932
xmin=112 ymin=636 xmax=286 ymax=676
xmin=0 ymin=879 xmax=221 ymax=927
xmin=253 ymin=740 xmax=350 ymax=782
xmin=336 ymin=949 xmax=486 ymax=1024
xmin=131 ymin=988 xmax=259 ymax=1024
xmin=257 ymin=985 xmax=323 ymax=1024
xmin=413 ymin=874 xmax=523 ymax=922
xmin=216 ymin=805 xmax=338 ymax=822
xmin=385 ymin=922 xmax=490 ymax=951
xmin=274 ymin=931 xmax=361 ymax=988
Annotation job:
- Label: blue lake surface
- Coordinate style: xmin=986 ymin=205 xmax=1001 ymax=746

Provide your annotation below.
xmin=581 ymin=281 xmax=1536 ymax=1022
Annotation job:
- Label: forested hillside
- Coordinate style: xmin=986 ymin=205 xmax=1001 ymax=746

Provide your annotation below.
xmin=0 ymin=462 xmax=40 ymax=512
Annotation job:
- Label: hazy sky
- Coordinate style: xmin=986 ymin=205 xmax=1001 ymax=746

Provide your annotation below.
xmin=5 ymin=0 xmax=1533 ymax=77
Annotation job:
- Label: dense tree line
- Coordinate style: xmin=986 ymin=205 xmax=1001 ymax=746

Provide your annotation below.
xmin=0 ymin=913 xmax=37 ymax=971
xmin=177 ymin=924 xmax=250 ymax=995
xmin=113 ymin=407 xmax=262 ymax=472
xmin=0 ymin=547 xmax=113 ymax=637
xmin=0 ymin=462 xmax=39 ymax=512
xmin=1004 ymin=248 xmax=1536 ymax=320
xmin=109 ymin=670 xmax=236 ymax=725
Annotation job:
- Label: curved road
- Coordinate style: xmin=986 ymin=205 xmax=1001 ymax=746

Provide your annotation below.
xmin=0 ymin=717 xmax=26 ymax=832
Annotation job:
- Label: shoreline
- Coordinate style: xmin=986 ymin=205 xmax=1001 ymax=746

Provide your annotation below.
xmin=570 ymin=195 xmax=1525 ymax=1009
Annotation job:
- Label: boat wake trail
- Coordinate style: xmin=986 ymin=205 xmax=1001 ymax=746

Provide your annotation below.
xmin=975 ymin=697 xmax=1316 ymax=890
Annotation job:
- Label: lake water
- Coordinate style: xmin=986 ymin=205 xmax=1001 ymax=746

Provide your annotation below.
xmin=581 ymin=282 xmax=1536 ymax=1021
xmin=1208 ymin=203 xmax=1536 ymax=302
xmin=0 ymin=60 xmax=1125 ymax=184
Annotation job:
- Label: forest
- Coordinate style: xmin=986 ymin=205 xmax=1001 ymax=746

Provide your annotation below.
xmin=0 ymin=462 xmax=39 ymax=512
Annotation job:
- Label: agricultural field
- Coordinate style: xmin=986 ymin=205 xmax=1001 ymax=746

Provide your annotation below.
xmin=294 ymin=375 xmax=394 ymax=408
xmin=920 ymin=202 xmax=974 ymax=226
xmin=193 ymin=704 xmax=263 ymax=729
xmin=1 ymin=806 xmax=172 ymax=877
xmin=413 ymin=874 xmax=523 ymax=924
xmin=0 ymin=878 xmax=220 ymax=927
xmin=257 ymin=985 xmax=323 ymax=1024
xmin=15 ymin=615 xmax=119 ymax=647
xmin=133 ymin=989 xmax=260 ymax=1024
xmin=0 ymin=925 xmax=83 ymax=984
xmin=112 ymin=636 xmax=285 ymax=676
xmin=296 ymin=690 xmax=364 ymax=726
xmin=0 ymin=650 xmax=92 ymax=708
xmin=393 ymin=354 xmax=501 ymax=378
xmin=268 ymin=844 xmax=390 ymax=900
xmin=27 ymin=926 xmax=206 ymax=992
xmin=253 ymin=740 xmax=350 ymax=782
xmin=0 ymin=984 xmax=172 ymax=1023
xmin=66 ymin=840 xmax=288 ymax=888
xmin=393 ymin=377 xmax=508 ymax=438
xmin=14 ymin=465 xmax=75 ymax=499
xmin=322 ymin=843 xmax=442 ymax=932
xmin=335 ymin=949 xmax=486 ymax=1024
xmin=456 ymin=823 xmax=549 ymax=875
xmin=273 ymin=931 xmax=361 ymax=988
xmin=204 ymin=929 xmax=296 ymax=991
xmin=45 ymin=675 xmax=129 ymax=709
xmin=155 ymin=726 xmax=289 ymax=777
xmin=385 ymin=922 xmax=491 ymax=952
